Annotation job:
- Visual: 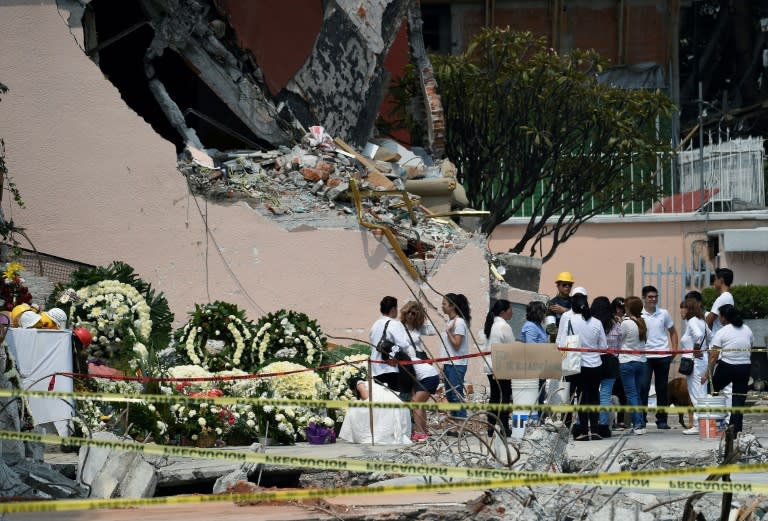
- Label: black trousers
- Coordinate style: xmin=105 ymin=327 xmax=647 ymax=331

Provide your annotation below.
xmin=712 ymin=361 xmax=751 ymax=434
xmin=576 ymin=365 xmax=602 ymax=433
xmin=643 ymin=356 xmax=672 ymax=424
xmin=487 ymin=375 xmax=511 ymax=434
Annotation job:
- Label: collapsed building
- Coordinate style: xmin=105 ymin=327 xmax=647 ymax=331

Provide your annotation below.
xmin=0 ymin=0 xmax=542 ymax=393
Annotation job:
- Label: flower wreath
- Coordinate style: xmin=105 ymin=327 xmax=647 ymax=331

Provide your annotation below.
xmin=69 ymin=280 xmax=153 ymax=368
xmin=249 ymin=309 xmax=327 ymax=369
xmin=175 ymin=301 xmax=257 ymax=372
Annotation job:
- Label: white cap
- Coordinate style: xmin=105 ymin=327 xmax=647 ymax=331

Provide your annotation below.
xmin=570 ymin=286 xmax=588 ymax=297
xmin=19 ymin=311 xmax=42 ymax=329
xmin=47 ymin=308 xmax=68 ymax=329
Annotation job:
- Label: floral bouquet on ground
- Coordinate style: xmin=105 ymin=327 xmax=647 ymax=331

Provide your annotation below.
xmin=247 ymin=310 xmax=327 ymax=370
xmin=169 ymin=390 xmax=233 ymax=447
xmin=225 ymin=404 xmax=261 ymax=446
xmin=72 ymin=378 xmax=169 ymax=443
xmin=174 ymin=301 xmax=257 ymax=372
xmin=304 ymin=415 xmax=336 ymax=444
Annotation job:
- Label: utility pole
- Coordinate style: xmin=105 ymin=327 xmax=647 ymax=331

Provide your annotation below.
xmin=699 ymin=81 xmax=705 ymax=213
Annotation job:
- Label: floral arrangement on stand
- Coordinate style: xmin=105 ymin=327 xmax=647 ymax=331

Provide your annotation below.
xmin=247 ymin=310 xmax=327 ymax=369
xmin=1 ymin=261 xmax=32 ymax=311
xmin=174 ymin=301 xmax=258 ymax=372
xmin=51 ymin=261 xmax=173 ymax=374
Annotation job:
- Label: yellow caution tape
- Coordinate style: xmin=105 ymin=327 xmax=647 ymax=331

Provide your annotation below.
xmin=0 ymin=469 xmax=766 ymax=512
xmin=1 ymin=429 xmax=767 ymax=486
xmin=0 ymin=388 xmax=764 ymax=415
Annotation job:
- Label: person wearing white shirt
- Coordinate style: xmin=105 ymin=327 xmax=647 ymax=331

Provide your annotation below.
xmin=640 ymin=285 xmax=679 ymax=430
xmin=619 ymin=296 xmax=649 ymax=434
xmin=706 ymin=268 xmax=734 ymax=335
xmin=398 ymin=301 xmax=439 ymax=442
xmin=701 ymin=304 xmax=753 ymax=434
xmin=369 ymin=296 xmax=411 ymax=392
xmin=439 ymin=293 xmax=472 ymax=424
xmin=679 ymin=294 xmax=712 ymax=435
xmin=564 ymin=294 xmax=606 ymax=440
xmin=481 ymin=299 xmax=515 ymax=437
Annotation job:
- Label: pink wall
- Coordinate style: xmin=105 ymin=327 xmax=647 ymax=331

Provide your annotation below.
xmin=0 ymin=3 xmax=493 ymax=385
xmin=490 ymin=217 xmax=768 ymax=331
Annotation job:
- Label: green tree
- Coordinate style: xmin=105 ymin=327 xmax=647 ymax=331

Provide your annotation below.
xmin=431 ymin=29 xmax=674 ymax=262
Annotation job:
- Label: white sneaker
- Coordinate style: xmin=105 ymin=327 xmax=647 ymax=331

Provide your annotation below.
xmin=633 ymin=427 xmax=646 ymax=435
xmin=683 ymin=427 xmax=699 ymax=435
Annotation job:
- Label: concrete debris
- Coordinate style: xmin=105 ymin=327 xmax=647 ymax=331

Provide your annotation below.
xmin=179 ymin=136 xmax=479 ymax=278
xmin=0 ymin=345 xmax=86 ymax=500
xmin=212 ymin=468 xmax=250 ymax=495
xmin=78 ymin=432 xmax=157 ymax=498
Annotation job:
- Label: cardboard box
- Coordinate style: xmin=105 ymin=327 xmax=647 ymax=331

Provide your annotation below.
xmin=491 ymin=342 xmax=562 ymax=379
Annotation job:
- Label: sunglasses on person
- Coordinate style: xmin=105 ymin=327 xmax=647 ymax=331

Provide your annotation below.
xmin=558 ymin=282 xmax=573 ymax=287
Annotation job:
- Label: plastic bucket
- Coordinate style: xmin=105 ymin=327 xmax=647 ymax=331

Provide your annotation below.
xmin=510 ymin=379 xmax=540 ymax=438
xmin=698 ymin=395 xmax=727 ymax=440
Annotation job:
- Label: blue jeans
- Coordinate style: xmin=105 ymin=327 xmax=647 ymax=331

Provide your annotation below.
xmin=443 ymin=364 xmax=467 ymax=418
xmin=599 ymin=378 xmax=615 ymax=426
xmin=620 ymin=361 xmax=648 ymax=428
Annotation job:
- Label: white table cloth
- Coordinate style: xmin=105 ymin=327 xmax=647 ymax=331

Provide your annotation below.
xmin=6 ymin=328 xmax=74 ymax=436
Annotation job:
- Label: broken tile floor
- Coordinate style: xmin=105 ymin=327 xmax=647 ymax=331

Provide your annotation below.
xmin=18 ymin=407 xmax=768 ymax=521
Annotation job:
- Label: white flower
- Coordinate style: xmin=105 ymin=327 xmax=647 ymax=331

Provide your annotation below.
xmin=191 ymin=434 xmax=198 ymax=441
xmin=246 ymin=419 xmax=255 ymax=428
xmin=198 ymin=417 xmax=207 ymax=427
xmin=215 ymin=427 xmax=222 ymax=435
xmin=148 ymin=404 xmax=156 ymax=412
xmin=188 ymin=410 xmax=197 ymax=417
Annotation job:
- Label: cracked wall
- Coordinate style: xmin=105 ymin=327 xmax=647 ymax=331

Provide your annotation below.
xmin=0 ymin=1 xmax=492 ymax=386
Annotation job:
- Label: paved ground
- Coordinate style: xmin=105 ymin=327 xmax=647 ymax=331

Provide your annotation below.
xmin=11 ymin=404 xmax=768 ymax=521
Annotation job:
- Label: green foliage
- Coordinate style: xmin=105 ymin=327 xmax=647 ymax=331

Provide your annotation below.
xmin=408 ymin=29 xmax=674 ymax=261
xmin=0 ymin=81 xmax=27 ymax=246
xmin=702 ymin=285 xmax=768 ymax=319
xmin=48 ymin=260 xmax=174 ymax=348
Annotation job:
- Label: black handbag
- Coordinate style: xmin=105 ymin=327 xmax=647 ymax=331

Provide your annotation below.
xmin=678 ymin=357 xmax=694 ymax=376
xmin=375 ymin=320 xmax=396 ymax=359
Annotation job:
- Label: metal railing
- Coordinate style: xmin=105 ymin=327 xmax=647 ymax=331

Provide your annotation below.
xmin=511 ymin=137 xmax=765 ymax=217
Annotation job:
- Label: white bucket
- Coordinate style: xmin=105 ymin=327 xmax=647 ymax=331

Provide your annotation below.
xmin=510 ymin=379 xmax=540 ymax=439
xmin=545 ymin=379 xmax=571 ymax=405
xmin=698 ymin=395 xmax=727 ymax=440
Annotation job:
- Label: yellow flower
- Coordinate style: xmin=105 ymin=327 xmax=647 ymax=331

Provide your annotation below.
xmin=2 ymin=262 xmax=24 ymax=280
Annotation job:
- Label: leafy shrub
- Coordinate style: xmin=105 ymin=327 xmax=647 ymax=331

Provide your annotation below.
xmin=702 ymin=285 xmax=768 ymax=319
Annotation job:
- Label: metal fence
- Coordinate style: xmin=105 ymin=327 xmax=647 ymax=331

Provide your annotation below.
xmin=640 ymin=255 xmax=712 ymax=315
xmin=513 ymin=137 xmax=765 ymax=217
xmin=14 ymin=248 xmax=94 ymax=286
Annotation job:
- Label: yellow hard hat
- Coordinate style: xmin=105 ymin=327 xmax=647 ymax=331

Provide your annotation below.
xmin=11 ymin=304 xmax=32 ymax=327
xmin=555 ymin=271 xmax=575 ymax=283
xmin=37 ymin=312 xmax=58 ymax=329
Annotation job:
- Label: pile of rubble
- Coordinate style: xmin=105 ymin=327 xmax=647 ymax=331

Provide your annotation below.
xmin=179 ymin=133 xmax=481 ymax=278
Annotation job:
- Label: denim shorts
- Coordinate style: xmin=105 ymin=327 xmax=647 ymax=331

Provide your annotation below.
xmin=414 ymin=375 xmax=440 ymax=394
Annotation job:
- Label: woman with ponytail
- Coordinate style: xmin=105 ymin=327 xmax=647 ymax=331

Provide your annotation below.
xmin=482 ymin=299 xmax=515 ymax=436
xmin=702 ymin=304 xmax=753 ymax=434
xmin=568 ymin=294 xmax=606 ymax=440
xmin=619 ymin=296 xmax=649 ymax=435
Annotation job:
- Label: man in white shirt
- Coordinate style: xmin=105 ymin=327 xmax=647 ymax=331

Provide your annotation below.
xmin=640 ymin=285 xmax=679 ymax=430
xmin=706 ymin=268 xmax=734 ymax=335
xmin=369 ymin=296 xmax=411 ymax=393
